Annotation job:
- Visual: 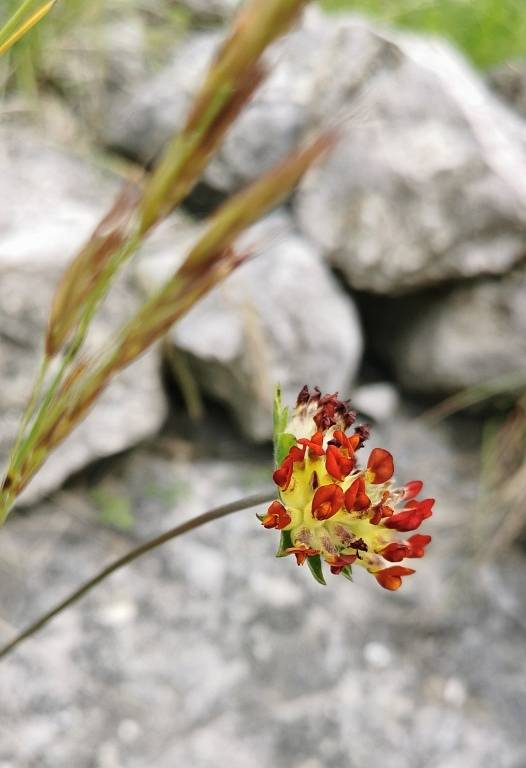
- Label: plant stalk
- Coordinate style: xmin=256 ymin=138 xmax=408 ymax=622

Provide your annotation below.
xmin=0 ymin=490 xmax=274 ymax=661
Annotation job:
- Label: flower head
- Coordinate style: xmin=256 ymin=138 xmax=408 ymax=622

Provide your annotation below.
xmin=263 ymin=386 xmax=434 ymax=588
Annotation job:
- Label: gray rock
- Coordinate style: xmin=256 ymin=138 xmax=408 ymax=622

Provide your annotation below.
xmin=43 ymin=15 xmax=151 ymax=132
xmin=102 ymin=9 xmax=331 ymax=193
xmin=136 ymin=210 xmax=363 ymax=441
xmin=352 ymin=382 xmax=400 ymax=423
xmin=488 ymin=59 xmax=526 ymax=117
xmin=103 ymin=31 xmax=220 ymax=169
xmin=370 ymin=268 xmax=526 ymax=394
xmin=295 ymin=17 xmax=526 ymax=294
xmin=0 ymin=125 xmax=167 ymax=505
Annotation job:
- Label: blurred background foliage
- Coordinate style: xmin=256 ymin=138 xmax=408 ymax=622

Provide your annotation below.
xmin=2 ymin=0 xmax=526 ymax=98
xmin=321 ymin=0 xmax=526 ymax=68
xmin=0 ymin=0 xmax=192 ymax=96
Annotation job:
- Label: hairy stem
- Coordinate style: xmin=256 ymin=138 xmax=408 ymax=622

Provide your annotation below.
xmin=0 ymin=490 xmax=274 ymax=661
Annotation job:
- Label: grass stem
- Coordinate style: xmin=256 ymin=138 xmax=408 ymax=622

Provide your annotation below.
xmin=0 ymin=490 xmax=275 ymax=661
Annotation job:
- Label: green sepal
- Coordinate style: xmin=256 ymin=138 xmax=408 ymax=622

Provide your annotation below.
xmin=273 ymin=385 xmax=296 ymax=466
xmin=276 ymin=432 xmax=296 ymax=467
xmin=276 ymin=529 xmax=293 ymax=557
xmin=341 ymin=565 xmax=353 ymax=582
xmin=307 ymin=554 xmax=326 ymax=586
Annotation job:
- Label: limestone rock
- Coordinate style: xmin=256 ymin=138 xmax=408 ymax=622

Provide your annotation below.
xmin=136 ymin=210 xmax=363 ymax=441
xmin=367 ymin=268 xmax=526 ymax=394
xmin=43 ymin=15 xmax=151 ymax=133
xmin=103 ymin=10 xmax=526 ymax=293
xmin=352 ymin=382 xmax=400 ymax=423
xmin=295 ymin=18 xmax=526 ymax=294
xmin=102 ymin=10 xmax=331 ymax=195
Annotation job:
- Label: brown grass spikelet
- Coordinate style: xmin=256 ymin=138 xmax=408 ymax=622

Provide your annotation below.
xmin=0 ymin=0 xmax=330 ymax=524
xmin=46 ymin=182 xmax=142 ymax=356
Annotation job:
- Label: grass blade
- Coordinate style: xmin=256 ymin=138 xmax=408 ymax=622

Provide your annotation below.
xmin=0 ymin=0 xmax=56 ymax=56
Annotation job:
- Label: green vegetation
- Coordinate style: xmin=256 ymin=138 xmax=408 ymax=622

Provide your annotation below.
xmin=92 ymin=486 xmax=135 ymax=531
xmin=1 ymin=0 xmax=99 ymax=88
xmin=0 ymin=0 xmax=190 ymax=96
xmin=3 ymin=0 xmax=523 ymax=91
xmin=144 ymin=478 xmax=192 ymax=506
xmin=320 ymin=0 xmax=526 ymax=68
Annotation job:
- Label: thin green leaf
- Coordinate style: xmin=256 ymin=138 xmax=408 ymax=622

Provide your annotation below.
xmin=276 ymin=529 xmax=293 ymax=557
xmin=341 ymin=565 xmax=353 ymax=581
xmin=307 ymin=554 xmax=326 ymax=585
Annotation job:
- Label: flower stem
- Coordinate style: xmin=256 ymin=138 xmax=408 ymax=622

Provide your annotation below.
xmin=0 ymin=490 xmax=274 ymax=661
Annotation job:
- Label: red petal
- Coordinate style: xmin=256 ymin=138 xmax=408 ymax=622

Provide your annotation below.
xmin=406 ymin=498 xmax=434 ymax=519
xmin=367 ymin=448 xmax=394 ymax=484
xmin=348 ymin=434 xmax=362 ymax=451
xmin=289 ymin=445 xmax=307 ymax=463
xmin=406 ymin=533 xmax=432 ymax=558
xmin=403 ymin=480 xmax=423 ymax=501
xmin=325 ymin=445 xmax=354 ymax=481
xmin=272 ymin=445 xmax=306 ymax=490
xmin=370 ymin=503 xmax=393 ymax=525
xmin=312 ymin=483 xmax=345 ymax=520
xmin=383 ymin=508 xmax=424 ymax=532
xmin=384 ymin=499 xmax=434 ymax=532
xmin=286 ymin=545 xmax=319 ymax=566
xmin=344 ymin=477 xmax=370 ymax=512
xmin=272 ymin=456 xmax=293 ymax=490
xmin=298 ymin=431 xmax=325 ymax=457
xmin=326 ymin=553 xmax=357 ymax=574
xmin=332 ymin=429 xmax=348 ymax=446
xmin=374 ymin=565 xmax=415 ymax=591
xmin=380 ymin=542 xmax=409 ymax=562
xmin=332 ymin=430 xmax=357 ymax=456
xmin=261 ymin=500 xmax=291 ymax=530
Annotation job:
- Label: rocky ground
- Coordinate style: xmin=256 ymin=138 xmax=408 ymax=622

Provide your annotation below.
xmin=1 ymin=405 xmax=526 ymax=768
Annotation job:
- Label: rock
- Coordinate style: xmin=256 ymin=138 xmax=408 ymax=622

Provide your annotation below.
xmin=42 ymin=14 xmax=149 ymax=122
xmin=365 ymin=268 xmax=526 ymax=395
xmin=352 ymin=382 xmax=400 ymax=423
xmin=41 ymin=10 xmax=196 ymax=137
xmin=136 ymin=210 xmax=363 ymax=441
xmin=0 ymin=124 xmax=167 ymax=505
xmin=105 ymin=9 xmax=526 ymax=291
xmin=101 ymin=17 xmax=150 ymax=95
xmin=102 ymin=9 xmax=331 ymax=196
xmin=295 ymin=16 xmax=526 ymax=294
xmin=488 ymin=59 xmax=526 ymax=117
xmin=103 ymin=31 xmax=220 ymax=168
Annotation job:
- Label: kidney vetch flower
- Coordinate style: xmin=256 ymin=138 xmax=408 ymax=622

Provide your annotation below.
xmin=262 ymin=386 xmax=434 ymax=589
